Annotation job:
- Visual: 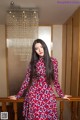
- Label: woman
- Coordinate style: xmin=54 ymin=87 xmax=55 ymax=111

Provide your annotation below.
xmin=9 ymin=39 xmax=71 ymax=120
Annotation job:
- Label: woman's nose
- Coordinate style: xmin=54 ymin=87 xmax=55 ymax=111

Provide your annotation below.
xmin=39 ymin=48 xmax=41 ymax=52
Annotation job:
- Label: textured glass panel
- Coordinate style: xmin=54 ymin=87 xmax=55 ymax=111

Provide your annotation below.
xmin=6 ymin=3 xmax=39 ymax=61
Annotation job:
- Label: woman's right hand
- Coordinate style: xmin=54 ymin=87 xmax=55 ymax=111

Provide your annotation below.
xmin=8 ymin=95 xmax=17 ymax=100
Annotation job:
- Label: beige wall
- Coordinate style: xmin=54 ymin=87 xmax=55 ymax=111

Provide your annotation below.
xmin=52 ymin=25 xmax=62 ymax=87
xmin=0 ymin=25 xmax=8 ymax=97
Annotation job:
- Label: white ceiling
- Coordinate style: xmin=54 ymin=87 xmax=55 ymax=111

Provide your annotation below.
xmin=0 ymin=0 xmax=80 ymax=25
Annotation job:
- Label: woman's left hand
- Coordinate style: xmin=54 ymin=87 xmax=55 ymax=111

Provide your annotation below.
xmin=62 ymin=95 xmax=72 ymax=100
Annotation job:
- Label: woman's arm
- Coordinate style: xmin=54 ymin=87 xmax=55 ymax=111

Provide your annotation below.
xmin=52 ymin=58 xmax=64 ymax=97
xmin=52 ymin=58 xmax=71 ymax=100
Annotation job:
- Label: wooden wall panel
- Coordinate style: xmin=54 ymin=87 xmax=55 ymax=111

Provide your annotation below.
xmin=71 ymin=10 xmax=79 ymax=96
xmin=62 ymin=7 xmax=80 ymax=97
xmin=78 ymin=11 xmax=80 ymax=97
xmin=62 ymin=24 xmax=66 ymax=93
xmin=65 ymin=18 xmax=72 ymax=94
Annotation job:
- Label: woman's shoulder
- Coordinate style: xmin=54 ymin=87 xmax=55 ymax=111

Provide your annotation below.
xmin=50 ymin=57 xmax=58 ymax=64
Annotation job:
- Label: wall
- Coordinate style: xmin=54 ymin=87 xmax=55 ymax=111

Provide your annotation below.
xmin=0 ymin=25 xmax=8 ymax=97
xmin=62 ymin=7 xmax=80 ymax=119
xmin=62 ymin=7 xmax=80 ymax=96
xmin=52 ymin=25 xmax=62 ymax=87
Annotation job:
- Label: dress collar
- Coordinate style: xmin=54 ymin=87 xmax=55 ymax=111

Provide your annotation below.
xmin=39 ymin=56 xmax=44 ymax=61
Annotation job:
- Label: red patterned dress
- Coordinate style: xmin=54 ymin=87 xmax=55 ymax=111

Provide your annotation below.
xmin=16 ymin=57 xmax=64 ymax=120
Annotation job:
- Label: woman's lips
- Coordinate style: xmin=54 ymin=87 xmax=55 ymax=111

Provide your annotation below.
xmin=40 ymin=52 xmax=43 ymax=54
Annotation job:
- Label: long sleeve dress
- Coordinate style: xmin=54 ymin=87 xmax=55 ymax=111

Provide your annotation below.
xmin=16 ymin=57 xmax=64 ymax=120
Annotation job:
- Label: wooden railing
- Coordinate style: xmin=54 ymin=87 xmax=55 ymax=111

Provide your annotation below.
xmin=0 ymin=97 xmax=80 ymax=120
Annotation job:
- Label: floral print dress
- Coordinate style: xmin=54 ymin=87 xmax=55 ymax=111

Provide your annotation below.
xmin=16 ymin=57 xmax=64 ymax=120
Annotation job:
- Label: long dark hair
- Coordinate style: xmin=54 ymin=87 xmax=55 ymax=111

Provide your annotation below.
xmin=28 ymin=39 xmax=54 ymax=88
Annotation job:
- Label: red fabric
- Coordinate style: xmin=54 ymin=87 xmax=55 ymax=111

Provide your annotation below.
xmin=16 ymin=57 xmax=64 ymax=120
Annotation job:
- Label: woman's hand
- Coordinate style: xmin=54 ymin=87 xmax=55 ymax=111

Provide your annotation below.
xmin=8 ymin=95 xmax=17 ymax=100
xmin=62 ymin=95 xmax=72 ymax=100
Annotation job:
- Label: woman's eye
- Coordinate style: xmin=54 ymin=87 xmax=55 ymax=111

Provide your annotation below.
xmin=35 ymin=48 xmax=38 ymax=50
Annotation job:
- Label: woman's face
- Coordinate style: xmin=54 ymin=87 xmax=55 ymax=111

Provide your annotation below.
xmin=35 ymin=43 xmax=44 ymax=57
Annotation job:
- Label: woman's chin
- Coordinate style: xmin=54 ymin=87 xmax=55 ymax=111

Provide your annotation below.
xmin=39 ymin=55 xmax=44 ymax=57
